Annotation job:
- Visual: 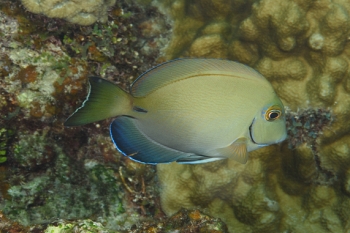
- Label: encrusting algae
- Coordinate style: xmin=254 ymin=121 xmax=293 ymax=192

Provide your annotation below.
xmin=21 ymin=0 xmax=116 ymax=25
xmin=0 ymin=0 xmax=175 ymax=231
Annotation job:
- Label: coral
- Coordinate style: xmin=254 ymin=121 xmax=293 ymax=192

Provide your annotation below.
xmin=43 ymin=209 xmax=228 ymax=233
xmin=21 ymin=0 xmax=116 ymax=25
xmin=10 ymin=129 xmax=56 ymax=168
xmin=0 ymin=211 xmax=32 ymax=232
xmin=44 ymin=219 xmax=110 ymax=233
xmin=155 ymin=0 xmax=350 ymax=232
xmin=7 ymin=44 xmax=87 ymax=120
xmin=3 ymin=0 xmax=350 ymax=231
xmin=0 ymin=7 xmax=88 ymax=121
xmin=1 ymin=0 xmax=170 ymax=123
xmin=3 ymin=147 xmax=126 ymax=227
xmin=286 ymin=108 xmax=332 ymax=150
xmin=133 ymin=208 xmax=228 ymax=233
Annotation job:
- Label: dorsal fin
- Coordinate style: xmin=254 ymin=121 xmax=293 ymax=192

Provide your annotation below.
xmin=130 ymin=58 xmax=264 ymax=97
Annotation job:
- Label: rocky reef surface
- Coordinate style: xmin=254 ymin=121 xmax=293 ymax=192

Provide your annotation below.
xmin=0 ymin=0 xmax=174 ymax=232
xmin=1 ymin=0 xmax=350 ymax=232
xmin=21 ymin=0 xmax=117 ymax=25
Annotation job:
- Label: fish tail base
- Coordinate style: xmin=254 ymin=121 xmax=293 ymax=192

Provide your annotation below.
xmin=65 ymin=76 xmax=132 ymax=126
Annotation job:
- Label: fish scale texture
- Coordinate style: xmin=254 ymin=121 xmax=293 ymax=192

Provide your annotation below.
xmin=21 ymin=0 xmax=116 ymax=25
xmin=157 ymin=0 xmax=350 ymax=232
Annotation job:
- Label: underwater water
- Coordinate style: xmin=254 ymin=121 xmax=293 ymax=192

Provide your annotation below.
xmin=0 ymin=0 xmax=349 ymax=232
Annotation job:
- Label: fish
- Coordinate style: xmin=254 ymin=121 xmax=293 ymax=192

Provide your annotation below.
xmin=65 ymin=58 xmax=287 ymax=164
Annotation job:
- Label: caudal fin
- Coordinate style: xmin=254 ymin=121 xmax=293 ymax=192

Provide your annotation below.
xmin=65 ymin=76 xmax=132 ymax=126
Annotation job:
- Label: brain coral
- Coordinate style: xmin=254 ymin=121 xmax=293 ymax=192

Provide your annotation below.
xmin=21 ymin=0 xmax=116 ymax=25
xmin=157 ymin=0 xmax=350 ymax=232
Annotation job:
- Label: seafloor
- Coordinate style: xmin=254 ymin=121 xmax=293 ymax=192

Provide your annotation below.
xmin=1 ymin=0 xmax=350 ymax=233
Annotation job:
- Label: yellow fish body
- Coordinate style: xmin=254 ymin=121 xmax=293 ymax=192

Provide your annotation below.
xmin=65 ymin=59 xmax=287 ymax=164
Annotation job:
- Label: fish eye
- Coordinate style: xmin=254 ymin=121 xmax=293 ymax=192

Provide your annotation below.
xmin=265 ymin=106 xmax=282 ymax=121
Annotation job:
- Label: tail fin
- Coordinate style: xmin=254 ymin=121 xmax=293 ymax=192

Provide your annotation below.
xmin=65 ymin=76 xmax=132 ymax=126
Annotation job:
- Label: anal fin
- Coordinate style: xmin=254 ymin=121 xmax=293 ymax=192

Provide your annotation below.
xmin=110 ymin=117 xmax=194 ymax=164
xmin=177 ymin=155 xmax=225 ymax=164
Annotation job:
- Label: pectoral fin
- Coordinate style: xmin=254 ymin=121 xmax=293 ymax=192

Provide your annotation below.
xmin=217 ymin=137 xmax=249 ymax=164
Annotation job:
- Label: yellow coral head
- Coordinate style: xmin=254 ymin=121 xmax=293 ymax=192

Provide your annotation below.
xmin=250 ymin=97 xmax=287 ymax=146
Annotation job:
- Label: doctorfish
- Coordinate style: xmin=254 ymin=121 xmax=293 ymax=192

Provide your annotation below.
xmin=65 ymin=58 xmax=287 ymax=164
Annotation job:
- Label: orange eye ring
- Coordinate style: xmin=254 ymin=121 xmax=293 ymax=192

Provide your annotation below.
xmin=265 ymin=106 xmax=282 ymax=121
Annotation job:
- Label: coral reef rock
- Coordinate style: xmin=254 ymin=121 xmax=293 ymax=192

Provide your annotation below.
xmin=21 ymin=0 xmax=116 ymax=25
xmin=157 ymin=0 xmax=350 ymax=232
xmin=0 ymin=0 xmax=168 ymax=230
xmin=132 ymin=208 xmax=228 ymax=233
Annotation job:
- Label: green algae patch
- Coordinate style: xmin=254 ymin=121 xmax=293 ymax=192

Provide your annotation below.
xmin=45 ymin=219 xmax=112 ymax=233
xmin=2 ymin=149 xmax=126 ymax=227
xmin=0 ymin=128 xmax=14 ymax=164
